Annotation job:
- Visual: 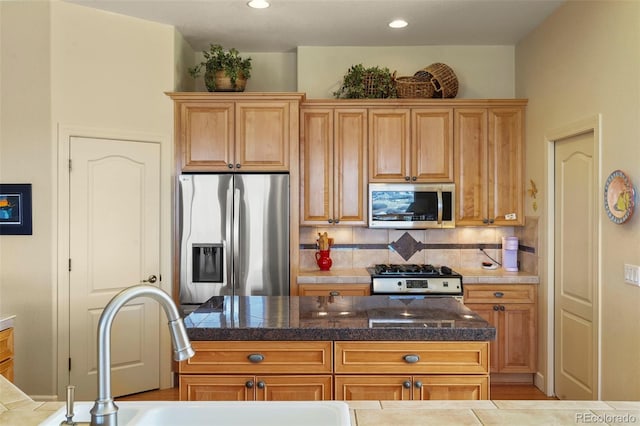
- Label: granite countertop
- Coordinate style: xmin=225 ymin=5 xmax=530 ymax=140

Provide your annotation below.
xmin=298 ymin=267 xmax=539 ymax=285
xmin=184 ymin=295 xmax=495 ymax=342
xmin=0 ymin=314 xmax=16 ymax=332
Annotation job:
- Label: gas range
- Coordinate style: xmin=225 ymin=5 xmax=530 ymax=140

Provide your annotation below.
xmin=368 ymin=264 xmax=463 ymax=298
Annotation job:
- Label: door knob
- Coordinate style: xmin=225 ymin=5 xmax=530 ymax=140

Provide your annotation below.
xmin=143 ymin=275 xmax=157 ymax=284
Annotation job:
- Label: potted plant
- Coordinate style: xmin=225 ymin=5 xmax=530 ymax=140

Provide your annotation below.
xmin=333 ymin=64 xmax=397 ymax=99
xmin=189 ymin=44 xmax=252 ymax=92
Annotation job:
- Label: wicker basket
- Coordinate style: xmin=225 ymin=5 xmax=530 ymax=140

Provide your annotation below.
xmin=420 ymin=63 xmax=459 ymax=98
xmin=395 ymin=76 xmax=435 ymax=99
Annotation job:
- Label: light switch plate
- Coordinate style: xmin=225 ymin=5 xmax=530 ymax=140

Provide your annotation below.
xmin=624 ymin=264 xmax=640 ymax=286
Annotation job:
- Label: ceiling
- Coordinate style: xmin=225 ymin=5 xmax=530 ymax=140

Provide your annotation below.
xmin=65 ymin=0 xmax=565 ymax=52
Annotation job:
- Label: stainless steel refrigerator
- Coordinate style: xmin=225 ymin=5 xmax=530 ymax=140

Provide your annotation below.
xmin=178 ymin=174 xmax=289 ymax=311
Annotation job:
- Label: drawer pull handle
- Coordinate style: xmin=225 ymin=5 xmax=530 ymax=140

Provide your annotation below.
xmin=494 ymin=292 xmax=504 ymax=298
xmin=403 ymin=354 xmax=420 ymax=364
xmin=403 ymin=380 xmax=412 ymax=389
xmin=329 ymin=291 xmax=340 ymax=296
xmin=248 ymin=353 xmax=265 ymax=363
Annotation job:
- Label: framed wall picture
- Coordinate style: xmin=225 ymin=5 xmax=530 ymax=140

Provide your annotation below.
xmin=0 ymin=184 xmax=32 ymax=235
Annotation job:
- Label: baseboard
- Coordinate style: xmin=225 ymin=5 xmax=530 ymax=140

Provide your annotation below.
xmin=490 ymin=373 xmax=534 ymax=384
xmin=534 ymin=371 xmax=552 ymax=396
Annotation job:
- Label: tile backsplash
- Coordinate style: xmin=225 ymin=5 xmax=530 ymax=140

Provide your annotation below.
xmin=300 ymin=217 xmax=539 ymax=273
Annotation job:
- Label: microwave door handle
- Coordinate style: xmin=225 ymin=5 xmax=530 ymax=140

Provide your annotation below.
xmin=437 ymin=189 xmax=443 ymax=224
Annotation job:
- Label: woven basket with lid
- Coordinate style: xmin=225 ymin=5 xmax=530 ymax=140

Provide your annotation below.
xmin=418 ymin=63 xmax=459 ymax=98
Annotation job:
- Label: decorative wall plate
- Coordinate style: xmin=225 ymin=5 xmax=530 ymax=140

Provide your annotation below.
xmin=604 ymin=170 xmax=635 ymax=224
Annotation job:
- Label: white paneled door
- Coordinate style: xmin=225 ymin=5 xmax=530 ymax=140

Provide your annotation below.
xmin=554 ymin=131 xmax=598 ymax=400
xmin=69 ymin=136 xmax=161 ymax=400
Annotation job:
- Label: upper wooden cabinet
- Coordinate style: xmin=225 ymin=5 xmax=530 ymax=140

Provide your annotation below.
xmin=454 ymin=106 xmax=525 ymax=226
xmin=300 ymin=107 xmax=367 ymax=226
xmin=168 ymin=93 xmax=304 ymax=172
xmin=368 ymin=108 xmax=453 ymax=183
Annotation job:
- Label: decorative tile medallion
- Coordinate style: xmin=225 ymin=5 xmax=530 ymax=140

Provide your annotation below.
xmin=389 ymin=232 xmax=422 ymax=261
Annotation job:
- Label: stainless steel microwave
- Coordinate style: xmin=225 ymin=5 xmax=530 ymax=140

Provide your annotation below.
xmin=368 ymin=183 xmax=455 ymax=229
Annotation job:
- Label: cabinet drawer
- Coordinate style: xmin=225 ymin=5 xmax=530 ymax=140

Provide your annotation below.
xmin=0 ymin=328 xmax=14 ymax=362
xmin=298 ymin=283 xmax=371 ymax=296
xmin=0 ymin=358 xmax=13 ymax=383
xmin=181 ymin=341 xmax=333 ymax=374
xmin=335 ymin=341 xmax=488 ymax=374
xmin=463 ymin=284 xmax=536 ymax=304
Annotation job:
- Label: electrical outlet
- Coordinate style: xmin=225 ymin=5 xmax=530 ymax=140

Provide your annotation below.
xmin=624 ymin=264 xmax=640 ymax=286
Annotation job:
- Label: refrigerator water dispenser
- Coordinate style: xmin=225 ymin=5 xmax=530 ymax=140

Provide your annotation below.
xmin=192 ymin=244 xmax=223 ymax=282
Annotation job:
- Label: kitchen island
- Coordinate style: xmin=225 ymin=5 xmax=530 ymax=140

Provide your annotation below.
xmin=181 ymin=295 xmax=496 ymax=401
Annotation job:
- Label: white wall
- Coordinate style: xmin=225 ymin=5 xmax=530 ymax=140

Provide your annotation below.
xmin=297 ymin=46 xmax=516 ymax=98
xmin=516 ymin=0 xmax=640 ymax=399
xmin=0 ymin=0 xmax=182 ymax=398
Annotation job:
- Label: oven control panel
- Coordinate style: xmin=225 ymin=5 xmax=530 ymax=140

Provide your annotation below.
xmin=372 ymin=277 xmax=462 ymax=295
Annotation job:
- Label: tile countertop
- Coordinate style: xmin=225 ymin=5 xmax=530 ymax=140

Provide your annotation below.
xmin=298 ymin=268 xmax=539 ymax=285
xmin=184 ymin=295 xmax=495 ymax=341
xmin=0 ymin=315 xmax=16 ymax=332
xmin=2 ymin=375 xmax=639 ymax=426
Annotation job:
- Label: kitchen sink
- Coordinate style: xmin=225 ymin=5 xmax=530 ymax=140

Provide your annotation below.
xmin=40 ymin=401 xmax=351 ymax=426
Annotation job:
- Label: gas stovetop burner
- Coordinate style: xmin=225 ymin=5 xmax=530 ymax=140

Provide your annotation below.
xmin=373 ymin=264 xmax=454 ymax=276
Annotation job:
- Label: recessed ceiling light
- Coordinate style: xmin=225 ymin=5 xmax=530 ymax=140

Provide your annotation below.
xmin=389 ymin=19 xmax=408 ymax=29
xmin=248 ymin=0 xmax=270 ymax=9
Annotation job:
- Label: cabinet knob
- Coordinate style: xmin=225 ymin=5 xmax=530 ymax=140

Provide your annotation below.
xmin=245 ymin=380 xmax=254 ymax=388
xmin=411 ymin=176 xmax=417 ymax=181
xmin=328 ymin=219 xmax=334 ymax=224
xmin=404 ymin=176 xmax=410 ymax=181
xmin=403 ymin=380 xmax=412 ymax=389
xmin=403 ymin=354 xmax=420 ymax=364
xmin=248 ymin=353 xmax=265 ymax=363
xmin=329 ymin=291 xmax=340 ymax=296
xmin=493 ymin=305 xmax=500 ymax=311
xmin=414 ymin=381 xmax=423 ymax=389
xmin=236 ymin=163 xmax=241 ymax=169
xmin=483 ymin=218 xmax=489 ymax=224
xmin=228 ymin=163 xmax=234 ymax=169
xmin=500 ymin=305 xmax=505 ymax=311
xmin=489 ymin=218 xmax=495 ymax=224
xmin=257 ymin=381 xmax=266 ymax=389
xmin=334 ymin=219 xmax=340 ymax=224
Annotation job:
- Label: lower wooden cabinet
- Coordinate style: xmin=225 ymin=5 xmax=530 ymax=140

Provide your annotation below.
xmin=180 ymin=375 xmax=333 ymax=401
xmin=180 ymin=340 xmax=490 ymax=401
xmin=335 ymin=375 xmax=489 ymax=400
xmin=0 ymin=328 xmax=14 ymax=383
xmin=298 ymin=283 xmax=371 ymax=296
xmin=464 ymin=284 xmax=537 ymax=374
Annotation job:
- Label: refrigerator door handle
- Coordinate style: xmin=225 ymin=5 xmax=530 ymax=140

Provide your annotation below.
xmin=233 ymin=186 xmax=241 ymax=291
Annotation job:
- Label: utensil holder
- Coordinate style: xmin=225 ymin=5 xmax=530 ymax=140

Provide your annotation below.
xmin=315 ymin=250 xmax=332 ymax=271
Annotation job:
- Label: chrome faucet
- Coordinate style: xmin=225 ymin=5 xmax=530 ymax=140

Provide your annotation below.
xmin=82 ymin=285 xmax=195 ymax=426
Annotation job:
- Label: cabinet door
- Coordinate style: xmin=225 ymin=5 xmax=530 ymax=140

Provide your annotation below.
xmin=368 ymin=109 xmax=411 ymax=182
xmin=300 ymin=108 xmax=333 ymax=225
xmin=500 ymin=303 xmax=536 ymax=373
xmin=464 ymin=304 xmax=500 ymax=373
xmin=179 ymin=102 xmax=234 ymax=171
xmin=335 ymin=375 xmax=411 ymax=400
xmin=0 ymin=359 xmax=13 ymax=383
xmin=412 ymin=108 xmax=454 ymax=182
xmin=235 ymin=101 xmax=290 ymax=171
xmin=415 ymin=376 xmax=489 ymax=400
xmin=298 ymin=283 xmax=371 ymax=296
xmin=180 ymin=375 xmax=255 ymax=401
xmin=255 ymin=375 xmax=333 ymax=401
xmin=454 ymin=108 xmax=488 ymax=225
xmin=334 ymin=109 xmax=368 ymax=225
xmin=488 ymin=107 xmax=524 ymax=226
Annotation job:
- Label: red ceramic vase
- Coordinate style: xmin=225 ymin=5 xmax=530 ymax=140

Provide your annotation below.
xmin=315 ymin=250 xmax=332 ymax=271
